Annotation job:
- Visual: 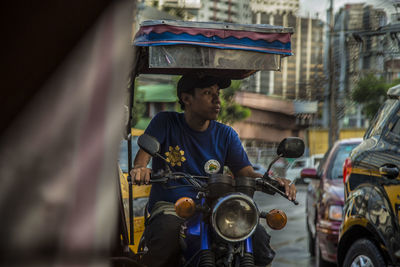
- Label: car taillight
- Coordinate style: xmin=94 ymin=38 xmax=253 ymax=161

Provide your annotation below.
xmin=343 ymin=157 xmax=352 ymax=184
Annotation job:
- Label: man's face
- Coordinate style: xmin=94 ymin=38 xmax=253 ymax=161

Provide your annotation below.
xmin=185 ymin=84 xmax=221 ymax=120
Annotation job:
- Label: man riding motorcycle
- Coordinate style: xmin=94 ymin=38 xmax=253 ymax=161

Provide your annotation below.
xmin=130 ymin=72 xmax=297 ymax=267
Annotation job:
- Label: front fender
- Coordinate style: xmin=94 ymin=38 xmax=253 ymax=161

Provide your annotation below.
xmin=338 ymin=185 xmax=400 ymax=266
xmin=306 ymin=181 xmax=319 ymax=237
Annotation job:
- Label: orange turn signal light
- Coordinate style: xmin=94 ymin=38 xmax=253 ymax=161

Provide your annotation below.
xmin=175 ymin=197 xmax=196 ymax=218
xmin=266 ymin=209 xmax=287 ymax=230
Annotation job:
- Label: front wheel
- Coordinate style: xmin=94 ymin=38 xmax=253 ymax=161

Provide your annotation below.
xmin=306 ymin=216 xmax=315 ymax=256
xmin=343 ymin=239 xmax=386 ymax=267
xmin=315 ymin=233 xmax=331 ymax=267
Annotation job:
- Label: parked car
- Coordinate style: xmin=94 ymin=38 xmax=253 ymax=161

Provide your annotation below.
xmin=337 ymin=85 xmax=400 ymax=267
xmin=286 ymin=154 xmax=324 ymax=183
xmin=302 ymin=138 xmax=362 ymax=266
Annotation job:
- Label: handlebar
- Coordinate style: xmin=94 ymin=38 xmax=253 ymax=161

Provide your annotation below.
xmin=146 ymin=171 xmax=208 ymax=191
xmin=149 ymin=177 xmax=169 ymax=183
xmin=256 ymin=178 xmax=299 ymax=205
xmin=148 ymin=169 xmax=169 ymax=183
xmin=131 ymin=169 xmax=298 ymax=205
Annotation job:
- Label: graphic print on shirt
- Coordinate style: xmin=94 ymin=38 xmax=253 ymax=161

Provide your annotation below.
xmin=204 ymin=159 xmax=221 ymax=174
xmin=165 ymin=145 xmax=186 ymax=167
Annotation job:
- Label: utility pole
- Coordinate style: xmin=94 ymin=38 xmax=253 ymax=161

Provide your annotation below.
xmin=328 ymin=0 xmax=338 ymax=147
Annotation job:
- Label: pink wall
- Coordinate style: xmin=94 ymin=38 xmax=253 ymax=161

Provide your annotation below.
xmin=232 ymin=91 xmax=306 ymax=143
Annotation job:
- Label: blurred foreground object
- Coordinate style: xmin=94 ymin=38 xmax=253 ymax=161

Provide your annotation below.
xmin=0 ymin=0 xmax=134 ymax=266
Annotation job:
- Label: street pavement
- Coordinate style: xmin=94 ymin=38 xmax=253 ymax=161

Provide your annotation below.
xmin=254 ymin=184 xmax=322 ymax=267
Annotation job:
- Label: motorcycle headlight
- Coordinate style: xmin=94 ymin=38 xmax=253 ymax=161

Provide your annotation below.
xmin=211 ymin=193 xmax=259 ymax=242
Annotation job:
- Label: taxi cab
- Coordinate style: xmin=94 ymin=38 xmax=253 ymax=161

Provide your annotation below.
xmin=337 ymin=84 xmax=400 ymax=267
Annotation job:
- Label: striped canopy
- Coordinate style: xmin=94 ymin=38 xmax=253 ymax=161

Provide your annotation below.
xmin=134 ymin=20 xmax=293 ymax=56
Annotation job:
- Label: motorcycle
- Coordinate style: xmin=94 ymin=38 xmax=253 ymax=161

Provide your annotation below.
xmin=136 ymin=133 xmax=304 ymax=267
xmin=112 ymin=19 xmax=295 ymax=266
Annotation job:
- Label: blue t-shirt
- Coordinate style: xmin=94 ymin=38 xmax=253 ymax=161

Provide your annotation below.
xmin=144 ymin=111 xmax=250 ymax=212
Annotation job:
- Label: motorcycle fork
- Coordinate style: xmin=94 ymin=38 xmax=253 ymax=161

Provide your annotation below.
xmin=200 ymin=218 xmax=211 ymax=250
xmin=227 ymin=238 xmax=253 ymax=266
xmin=199 ymin=217 xmax=254 ymax=253
xmin=245 ymin=236 xmax=253 ymax=254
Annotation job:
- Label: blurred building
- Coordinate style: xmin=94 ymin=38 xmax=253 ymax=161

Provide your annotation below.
xmin=232 ymin=0 xmax=322 ymax=153
xmin=135 ymin=0 xmax=324 ymax=159
xmin=247 ymin=13 xmax=325 ymax=102
xmin=332 ymin=3 xmax=389 ymax=128
xmin=197 ymin=0 xmax=251 ymax=23
xmin=385 ymin=11 xmax=400 ymax=82
xmin=341 ymin=4 xmax=387 ymax=86
xmin=144 ymin=0 xmax=251 ymax=23
xmin=143 ymin=0 xmax=201 ymax=20
xmin=250 ymin=0 xmax=298 ymax=14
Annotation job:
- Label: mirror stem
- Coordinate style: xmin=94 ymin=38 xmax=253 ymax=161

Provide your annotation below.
xmin=155 ymin=152 xmax=175 ymax=173
xmin=155 ymin=152 xmax=167 ymax=161
xmin=264 ymin=154 xmax=283 ymax=178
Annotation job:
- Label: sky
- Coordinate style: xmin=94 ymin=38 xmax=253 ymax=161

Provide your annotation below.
xmin=299 ymin=0 xmax=398 ymax=22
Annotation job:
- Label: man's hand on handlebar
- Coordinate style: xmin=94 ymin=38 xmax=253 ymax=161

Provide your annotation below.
xmin=274 ymin=178 xmax=296 ymax=201
xmin=130 ymin=166 xmax=152 ymax=185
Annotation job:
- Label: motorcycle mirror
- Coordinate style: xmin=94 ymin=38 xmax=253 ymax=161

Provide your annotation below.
xmin=276 ymin=137 xmax=304 ymax=158
xmin=138 ymin=134 xmax=160 ymax=157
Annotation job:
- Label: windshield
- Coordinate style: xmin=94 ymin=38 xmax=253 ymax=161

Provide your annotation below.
xmin=329 ymin=143 xmax=359 ymax=180
xmin=364 ymin=99 xmax=397 ymax=138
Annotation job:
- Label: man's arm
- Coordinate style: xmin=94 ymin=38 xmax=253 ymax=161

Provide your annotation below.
xmin=234 ymin=165 xmax=263 ymax=178
xmin=130 ymin=148 xmax=152 ymax=185
xmin=234 ymin=165 xmax=297 ymax=201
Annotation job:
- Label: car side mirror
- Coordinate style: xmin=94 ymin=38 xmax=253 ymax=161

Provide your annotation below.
xmin=137 ymin=134 xmax=160 ymax=157
xmin=277 ymin=137 xmax=305 ymax=158
xmin=301 ymin=168 xmax=318 ymax=179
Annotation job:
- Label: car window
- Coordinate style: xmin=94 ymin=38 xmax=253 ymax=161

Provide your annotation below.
xmin=365 ymin=99 xmax=397 ymax=138
xmin=317 ymin=148 xmax=332 ymax=174
xmin=391 ymin=116 xmax=400 ymax=135
xmin=292 ymin=160 xmax=306 ymax=168
xmin=329 ymin=143 xmax=359 ymax=180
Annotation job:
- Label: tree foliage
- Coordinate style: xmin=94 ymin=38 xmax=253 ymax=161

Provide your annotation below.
xmin=218 ymin=80 xmax=251 ymax=125
xmin=351 ymin=74 xmax=399 ymax=120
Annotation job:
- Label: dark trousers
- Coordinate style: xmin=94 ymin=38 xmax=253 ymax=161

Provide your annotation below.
xmin=141 ymin=213 xmax=275 ymax=267
xmin=252 ymin=224 xmax=276 ymax=266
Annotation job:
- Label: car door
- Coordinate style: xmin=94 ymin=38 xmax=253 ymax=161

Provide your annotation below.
xmin=306 ymin=151 xmax=329 ymax=234
xmin=381 ymin=104 xmax=400 ymax=226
